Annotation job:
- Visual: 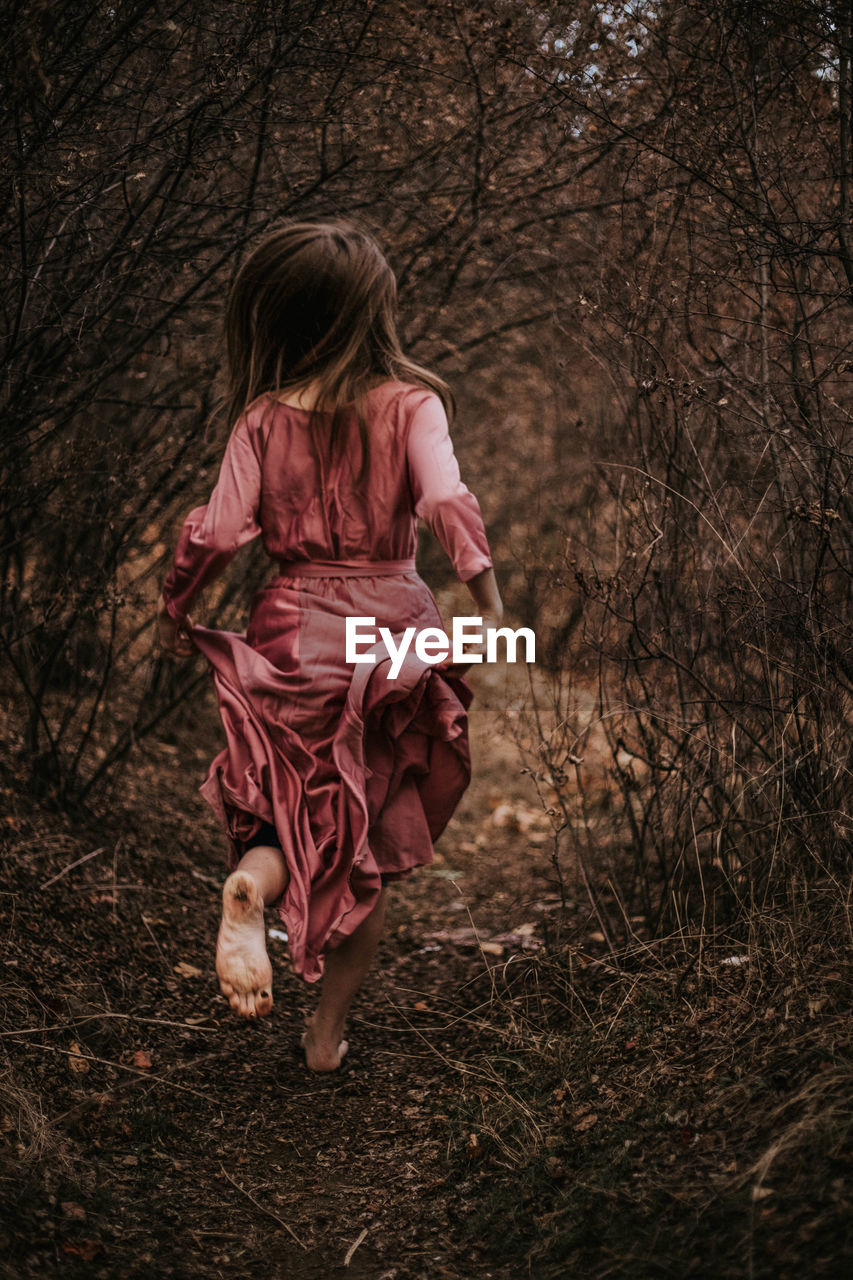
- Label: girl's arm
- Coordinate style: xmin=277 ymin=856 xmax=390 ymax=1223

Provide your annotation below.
xmin=159 ymin=415 xmax=263 ymax=654
xmin=463 ymin=565 xmax=503 ymax=627
xmin=406 ymin=392 xmax=497 ymax=590
xmin=406 ymin=394 xmax=502 ymax=672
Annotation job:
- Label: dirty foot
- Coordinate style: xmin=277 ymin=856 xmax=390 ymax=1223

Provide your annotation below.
xmin=216 ymin=871 xmax=273 ymax=1019
xmin=301 ymin=1015 xmax=349 ymax=1072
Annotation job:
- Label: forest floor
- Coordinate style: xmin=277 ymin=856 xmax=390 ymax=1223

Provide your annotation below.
xmin=0 ymin=659 xmax=850 ymax=1280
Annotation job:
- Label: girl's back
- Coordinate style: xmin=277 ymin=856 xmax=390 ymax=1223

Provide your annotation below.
xmin=255 ymin=381 xmax=431 ymax=565
xmin=163 ymin=380 xmax=491 ymax=624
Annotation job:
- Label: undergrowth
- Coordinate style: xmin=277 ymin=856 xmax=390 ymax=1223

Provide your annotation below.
xmin=441 ymin=924 xmax=852 ymax=1279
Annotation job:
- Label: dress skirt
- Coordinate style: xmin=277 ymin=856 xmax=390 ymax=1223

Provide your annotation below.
xmin=189 ymin=563 xmax=473 ymax=983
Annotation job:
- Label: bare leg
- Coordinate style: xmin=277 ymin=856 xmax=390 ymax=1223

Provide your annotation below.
xmin=216 ymin=845 xmax=289 ymax=1020
xmin=302 ymin=888 xmax=387 ymax=1071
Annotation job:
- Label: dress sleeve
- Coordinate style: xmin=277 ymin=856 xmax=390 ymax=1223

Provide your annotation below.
xmin=161 ymin=415 xmax=263 ymax=623
xmin=406 ymin=392 xmax=493 ymax=583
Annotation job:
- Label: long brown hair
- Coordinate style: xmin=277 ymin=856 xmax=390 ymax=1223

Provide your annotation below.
xmin=224 ymin=220 xmax=452 ymax=483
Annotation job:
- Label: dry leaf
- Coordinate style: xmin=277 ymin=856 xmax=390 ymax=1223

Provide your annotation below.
xmin=132 ymin=1050 xmax=152 ymax=1070
xmin=489 ymin=929 xmax=542 ymax=951
xmin=425 ymin=927 xmax=478 ymax=946
xmin=173 ymin=961 xmax=203 ymax=978
xmin=574 ymin=1112 xmax=598 ymax=1132
xmin=67 ymin=1042 xmax=90 ymax=1075
xmin=414 ymin=1001 xmax=429 ymax=1011
xmin=489 ymin=802 xmax=541 ymax=832
xmin=61 ymin=1241 xmax=103 ymax=1261
xmin=60 ymin=1202 xmax=87 ymax=1222
xmin=424 ymin=927 xmax=526 ymax=956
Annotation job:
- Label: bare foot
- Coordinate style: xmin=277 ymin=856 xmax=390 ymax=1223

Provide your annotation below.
xmin=301 ymin=1014 xmax=349 ymax=1072
xmin=216 ymin=871 xmax=273 ymax=1019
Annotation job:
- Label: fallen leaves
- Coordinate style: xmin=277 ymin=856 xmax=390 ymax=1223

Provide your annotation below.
xmin=464 ymin=1133 xmax=482 ymax=1159
xmin=488 ymin=801 xmax=543 ymax=832
xmin=132 ymin=1050 xmax=153 ymax=1070
xmin=60 ymin=1202 xmax=87 ymax=1222
xmin=60 ymin=1240 xmax=103 ymax=1261
xmin=67 ymin=1042 xmax=90 ymax=1074
xmin=424 ymin=925 xmax=541 ymax=956
xmin=173 ymin=961 xmax=203 ymax=978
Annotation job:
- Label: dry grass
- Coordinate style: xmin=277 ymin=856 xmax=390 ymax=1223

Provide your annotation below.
xmin=432 ymin=922 xmax=851 ymax=1279
xmin=0 ymin=1072 xmax=69 ymax=1171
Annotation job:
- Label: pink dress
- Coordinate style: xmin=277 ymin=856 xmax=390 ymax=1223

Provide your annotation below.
xmin=161 ymin=381 xmax=493 ymax=982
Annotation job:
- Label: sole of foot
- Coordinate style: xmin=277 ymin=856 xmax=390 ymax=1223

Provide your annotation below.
xmin=216 ymin=871 xmax=274 ymax=1019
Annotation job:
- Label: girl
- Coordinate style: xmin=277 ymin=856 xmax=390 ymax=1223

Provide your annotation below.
xmin=158 ymin=221 xmax=502 ymax=1072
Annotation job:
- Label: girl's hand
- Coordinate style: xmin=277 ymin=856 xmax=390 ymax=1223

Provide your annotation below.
xmin=157 ymin=604 xmax=195 ymax=658
xmin=437 ymin=610 xmax=504 ymax=677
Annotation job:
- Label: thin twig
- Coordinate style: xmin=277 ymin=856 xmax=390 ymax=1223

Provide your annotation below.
xmin=1 ymin=1011 xmax=217 ymax=1037
xmin=140 ymin=912 xmax=171 ymax=971
xmin=344 ymin=1227 xmax=368 ymax=1267
xmin=6 ymin=1039 xmax=214 ymax=1104
xmin=40 ymin=847 xmax=105 ymax=890
xmin=219 ymin=1165 xmax=307 ymax=1250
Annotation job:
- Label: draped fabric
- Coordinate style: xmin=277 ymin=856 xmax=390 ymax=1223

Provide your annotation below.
xmin=161 ymin=382 xmax=492 ymax=982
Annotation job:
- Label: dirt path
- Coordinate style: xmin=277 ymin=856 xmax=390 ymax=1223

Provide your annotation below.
xmin=1 ymin=662 xmax=554 ymax=1280
xmin=3 ymin=660 xmax=851 ymax=1280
